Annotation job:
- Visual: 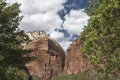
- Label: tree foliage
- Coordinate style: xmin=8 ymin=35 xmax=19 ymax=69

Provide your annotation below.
xmin=55 ymin=72 xmax=85 ymax=80
xmin=80 ymin=0 xmax=120 ymax=78
xmin=0 ymin=0 xmax=32 ymax=79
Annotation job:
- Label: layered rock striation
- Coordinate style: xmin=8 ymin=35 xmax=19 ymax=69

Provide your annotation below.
xmin=64 ymin=38 xmax=93 ymax=75
xmin=24 ymin=31 xmax=65 ymax=80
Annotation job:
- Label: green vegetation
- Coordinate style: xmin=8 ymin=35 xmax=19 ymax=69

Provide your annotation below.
xmin=0 ymin=0 xmax=120 ymax=79
xmin=80 ymin=0 xmax=120 ymax=79
xmin=56 ymin=0 xmax=120 ymax=79
xmin=32 ymin=75 xmax=41 ymax=80
xmin=0 ymin=0 xmax=33 ymax=79
xmin=55 ymin=72 xmax=85 ymax=80
xmin=55 ymin=71 xmax=120 ymax=80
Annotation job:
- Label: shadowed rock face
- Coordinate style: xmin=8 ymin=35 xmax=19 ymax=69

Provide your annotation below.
xmin=64 ymin=38 xmax=93 ymax=75
xmin=24 ymin=31 xmax=65 ymax=80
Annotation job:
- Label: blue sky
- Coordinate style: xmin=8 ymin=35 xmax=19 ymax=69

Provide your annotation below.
xmin=58 ymin=0 xmax=88 ymax=20
xmin=6 ymin=0 xmax=89 ymax=51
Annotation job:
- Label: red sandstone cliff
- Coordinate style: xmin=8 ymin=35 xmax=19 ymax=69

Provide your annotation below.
xmin=64 ymin=37 xmax=93 ymax=75
xmin=24 ymin=31 xmax=65 ymax=80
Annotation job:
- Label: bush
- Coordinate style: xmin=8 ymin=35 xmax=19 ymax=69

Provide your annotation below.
xmin=32 ymin=75 xmax=40 ymax=80
xmin=55 ymin=71 xmax=120 ymax=80
xmin=55 ymin=72 xmax=85 ymax=80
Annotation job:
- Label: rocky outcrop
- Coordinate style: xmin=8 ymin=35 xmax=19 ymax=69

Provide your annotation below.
xmin=24 ymin=31 xmax=65 ymax=80
xmin=64 ymin=38 xmax=93 ymax=75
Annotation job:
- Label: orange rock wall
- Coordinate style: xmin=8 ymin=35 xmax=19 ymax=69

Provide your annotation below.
xmin=24 ymin=36 xmax=65 ymax=80
xmin=64 ymin=38 xmax=93 ymax=75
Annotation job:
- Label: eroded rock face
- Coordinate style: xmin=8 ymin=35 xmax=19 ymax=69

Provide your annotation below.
xmin=64 ymin=38 xmax=93 ymax=75
xmin=24 ymin=31 xmax=65 ymax=80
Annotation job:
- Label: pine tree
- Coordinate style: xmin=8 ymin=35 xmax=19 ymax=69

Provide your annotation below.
xmin=0 ymin=0 xmax=32 ymax=79
xmin=80 ymin=0 xmax=120 ymax=78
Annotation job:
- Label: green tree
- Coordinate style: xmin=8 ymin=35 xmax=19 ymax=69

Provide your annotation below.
xmin=0 ymin=0 xmax=32 ymax=79
xmin=80 ymin=0 xmax=120 ymax=79
xmin=55 ymin=72 xmax=85 ymax=80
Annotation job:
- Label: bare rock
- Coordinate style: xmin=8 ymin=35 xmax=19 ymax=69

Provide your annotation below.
xmin=24 ymin=31 xmax=65 ymax=80
xmin=64 ymin=38 xmax=93 ymax=75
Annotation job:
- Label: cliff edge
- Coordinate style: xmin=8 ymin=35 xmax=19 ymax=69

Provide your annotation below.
xmin=24 ymin=31 xmax=65 ymax=80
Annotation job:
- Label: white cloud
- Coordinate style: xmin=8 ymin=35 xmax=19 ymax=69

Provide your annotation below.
xmin=50 ymin=30 xmax=69 ymax=50
xmin=50 ymin=30 xmax=74 ymax=51
xmin=20 ymin=12 xmax=62 ymax=33
xmin=6 ymin=0 xmax=66 ymax=33
xmin=50 ymin=30 xmax=64 ymax=41
xmin=6 ymin=0 xmax=89 ymax=51
xmin=61 ymin=9 xmax=89 ymax=50
xmin=59 ymin=40 xmax=72 ymax=51
xmin=50 ymin=32 xmax=72 ymax=51
xmin=63 ymin=9 xmax=89 ymax=35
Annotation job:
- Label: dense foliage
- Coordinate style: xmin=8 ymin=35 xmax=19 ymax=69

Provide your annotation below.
xmin=55 ymin=72 xmax=85 ymax=80
xmin=55 ymin=71 xmax=120 ymax=80
xmin=80 ymin=0 xmax=120 ymax=79
xmin=0 ymin=0 xmax=32 ymax=79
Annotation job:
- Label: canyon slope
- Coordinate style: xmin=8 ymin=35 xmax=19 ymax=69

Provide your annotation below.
xmin=24 ymin=31 xmax=65 ymax=80
xmin=24 ymin=31 xmax=93 ymax=80
xmin=64 ymin=37 xmax=93 ymax=75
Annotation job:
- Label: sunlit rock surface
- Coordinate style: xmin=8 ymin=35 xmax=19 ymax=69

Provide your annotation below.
xmin=24 ymin=31 xmax=65 ymax=80
xmin=64 ymin=38 xmax=93 ymax=75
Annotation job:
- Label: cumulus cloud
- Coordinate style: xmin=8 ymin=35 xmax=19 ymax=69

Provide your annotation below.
xmin=50 ymin=30 xmax=64 ymax=41
xmin=59 ymin=9 xmax=89 ymax=50
xmin=6 ymin=0 xmax=89 ymax=51
xmin=59 ymin=40 xmax=72 ymax=51
xmin=6 ymin=0 xmax=66 ymax=33
xmin=63 ymin=9 xmax=89 ymax=35
xmin=20 ymin=12 xmax=62 ymax=32
xmin=50 ymin=30 xmax=72 ymax=50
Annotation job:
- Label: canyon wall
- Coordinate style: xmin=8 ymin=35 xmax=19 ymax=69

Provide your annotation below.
xmin=24 ymin=31 xmax=65 ymax=80
xmin=24 ymin=31 xmax=93 ymax=80
xmin=64 ymin=38 xmax=93 ymax=75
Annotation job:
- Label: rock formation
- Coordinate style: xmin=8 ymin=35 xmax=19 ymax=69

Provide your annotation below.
xmin=24 ymin=31 xmax=65 ymax=80
xmin=64 ymin=38 xmax=93 ymax=75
